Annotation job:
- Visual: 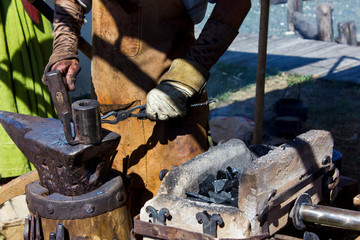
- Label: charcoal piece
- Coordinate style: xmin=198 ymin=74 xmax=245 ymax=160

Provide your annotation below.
xmin=230 ymin=188 xmax=239 ymax=198
xmin=216 ymin=170 xmax=227 ymax=180
xmin=187 ymin=197 xmax=212 ymax=203
xmin=223 ymin=178 xmax=239 ymax=192
xmin=208 ymin=191 xmax=229 ymax=204
xmin=199 ymin=174 xmax=215 ymax=196
xmin=186 ymin=191 xmax=213 ymax=203
xmin=225 ymin=197 xmax=238 ymax=208
xmin=226 ymin=166 xmax=243 ymax=179
xmin=218 ymin=191 xmax=232 ymax=199
xmin=213 ymin=179 xmax=228 ymax=193
xmin=225 ymin=167 xmax=233 ymax=179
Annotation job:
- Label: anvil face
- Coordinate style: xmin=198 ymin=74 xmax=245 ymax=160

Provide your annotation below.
xmin=0 ymin=110 xmax=120 ymax=196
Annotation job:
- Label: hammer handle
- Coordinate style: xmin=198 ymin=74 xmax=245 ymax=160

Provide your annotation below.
xmin=45 ymin=70 xmax=72 ymax=119
xmin=45 ymin=70 xmax=79 ymax=144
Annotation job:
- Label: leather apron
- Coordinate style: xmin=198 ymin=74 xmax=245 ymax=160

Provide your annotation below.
xmin=92 ymin=0 xmax=209 ymax=210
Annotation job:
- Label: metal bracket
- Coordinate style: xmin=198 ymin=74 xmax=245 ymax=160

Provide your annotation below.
xmin=146 ymin=206 xmax=171 ymax=225
xmin=49 ymin=223 xmax=65 ymax=240
xmin=196 ymin=211 xmax=224 ymax=237
xmin=26 ymin=175 xmax=126 ymax=219
xmin=23 ymin=213 xmax=42 ymax=240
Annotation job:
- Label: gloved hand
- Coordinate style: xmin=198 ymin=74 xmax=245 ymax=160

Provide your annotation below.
xmin=146 ymin=58 xmax=209 ymax=121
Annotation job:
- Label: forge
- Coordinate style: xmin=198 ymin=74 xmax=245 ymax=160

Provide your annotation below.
xmin=136 ymin=130 xmax=338 ymax=239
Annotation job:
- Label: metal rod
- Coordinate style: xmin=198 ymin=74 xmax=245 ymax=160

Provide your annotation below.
xmin=300 ymin=204 xmax=360 ymax=231
xmin=253 ymin=0 xmax=270 ymax=145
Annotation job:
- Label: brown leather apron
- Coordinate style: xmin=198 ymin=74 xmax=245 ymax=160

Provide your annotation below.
xmin=92 ymin=0 xmax=209 ymax=211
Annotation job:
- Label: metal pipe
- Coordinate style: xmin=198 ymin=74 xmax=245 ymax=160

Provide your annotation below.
xmin=291 ymin=193 xmax=360 ymax=232
xmin=300 ymin=204 xmax=360 ymax=231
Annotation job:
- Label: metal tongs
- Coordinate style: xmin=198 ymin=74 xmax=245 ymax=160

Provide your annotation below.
xmin=101 ymin=104 xmax=147 ymax=124
xmin=101 ymin=99 xmax=216 ymax=125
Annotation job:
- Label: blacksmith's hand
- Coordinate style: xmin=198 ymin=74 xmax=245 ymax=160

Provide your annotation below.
xmin=51 ymin=59 xmax=81 ymax=91
xmin=146 ymin=58 xmax=209 ymax=121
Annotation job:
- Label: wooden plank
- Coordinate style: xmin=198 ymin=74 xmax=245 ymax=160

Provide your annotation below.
xmin=221 ymin=34 xmax=360 ymax=83
xmin=267 ymin=38 xmax=305 ymax=53
xmin=0 ymin=170 xmax=39 ymax=206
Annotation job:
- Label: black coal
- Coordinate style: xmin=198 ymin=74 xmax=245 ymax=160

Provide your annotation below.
xmin=185 ymin=166 xmax=242 ymax=208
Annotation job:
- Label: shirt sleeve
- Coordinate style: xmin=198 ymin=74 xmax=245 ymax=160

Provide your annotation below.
xmin=182 ymin=0 xmax=210 ymax=24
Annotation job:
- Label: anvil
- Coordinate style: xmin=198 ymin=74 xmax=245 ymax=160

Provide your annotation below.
xmin=0 ymin=110 xmax=120 ymax=196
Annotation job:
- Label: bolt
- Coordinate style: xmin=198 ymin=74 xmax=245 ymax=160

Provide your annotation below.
xmin=116 ymin=192 xmax=124 ymax=202
xmin=322 ymin=155 xmax=331 ymax=165
xmin=84 ymin=204 xmax=95 ymax=214
xmin=159 ymin=169 xmax=169 ymax=181
xmin=152 ymin=227 xmax=159 ymax=236
xmin=46 ymin=204 xmax=54 ymax=214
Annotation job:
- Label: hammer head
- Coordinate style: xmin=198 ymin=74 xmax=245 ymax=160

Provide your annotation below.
xmin=0 ymin=110 xmax=120 ymax=196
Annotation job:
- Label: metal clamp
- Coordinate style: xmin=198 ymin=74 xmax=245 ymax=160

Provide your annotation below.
xmin=196 ymin=211 xmax=224 ymax=237
xmin=146 ymin=206 xmax=171 ymax=225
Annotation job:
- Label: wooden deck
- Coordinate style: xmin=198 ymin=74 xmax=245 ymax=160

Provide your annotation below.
xmin=220 ymin=34 xmax=360 ymax=84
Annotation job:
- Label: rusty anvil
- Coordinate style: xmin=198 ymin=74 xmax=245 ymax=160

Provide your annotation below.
xmin=0 ymin=70 xmax=121 ymax=196
xmin=0 ymin=110 xmax=120 ymax=196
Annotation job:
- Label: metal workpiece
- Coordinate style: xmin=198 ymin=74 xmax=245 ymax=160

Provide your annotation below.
xmin=26 ymin=174 xmax=127 ymax=219
xmin=72 ymin=99 xmax=102 ymax=144
xmin=0 ymin=110 xmax=120 ymax=196
xmin=290 ymin=193 xmax=360 ymax=231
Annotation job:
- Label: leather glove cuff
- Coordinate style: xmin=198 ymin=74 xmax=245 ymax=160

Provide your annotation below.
xmin=42 ymin=0 xmax=84 ymax=83
xmin=185 ymin=19 xmax=238 ymax=70
xmin=160 ymin=58 xmax=209 ymax=94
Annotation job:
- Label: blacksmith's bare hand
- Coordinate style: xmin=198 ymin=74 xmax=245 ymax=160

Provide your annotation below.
xmin=51 ymin=59 xmax=81 ymax=91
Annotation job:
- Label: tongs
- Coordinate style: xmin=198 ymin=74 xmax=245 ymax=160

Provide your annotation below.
xmin=101 ymin=99 xmax=216 ymax=124
xmin=101 ymin=104 xmax=147 ymax=124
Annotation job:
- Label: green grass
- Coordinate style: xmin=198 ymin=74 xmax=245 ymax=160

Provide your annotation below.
xmin=206 ymin=62 xmax=257 ymax=100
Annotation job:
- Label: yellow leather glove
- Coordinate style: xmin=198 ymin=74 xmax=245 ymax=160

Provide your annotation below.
xmin=146 ymin=59 xmax=209 ymax=121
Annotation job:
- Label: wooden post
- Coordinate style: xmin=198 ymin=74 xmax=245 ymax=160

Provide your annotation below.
xmin=336 ymin=21 xmax=358 ymax=46
xmin=316 ymin=3 xmax=334 ymax=42
xmin=287 ymin=0 xmax=303 ymax=32
xmin=253 ymin=0 xmax=270 ymax=145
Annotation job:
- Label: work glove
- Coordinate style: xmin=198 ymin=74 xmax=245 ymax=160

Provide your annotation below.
xmin=146 ymin=59 xmax=209 ymax=121
xmin=42 ymin=0 xmax=84 ymax=91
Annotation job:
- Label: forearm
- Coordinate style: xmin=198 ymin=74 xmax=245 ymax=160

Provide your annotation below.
xmin=52 ymin=0 xmax=84 ymax=61
xmin=42 ymin=0 xmax=84 ymax=89
xmin=185 ymin=0 xmax=251 ymax=70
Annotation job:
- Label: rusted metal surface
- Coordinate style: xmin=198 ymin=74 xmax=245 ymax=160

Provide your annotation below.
xmin=26 ymin=173 xmax=126 ymax=219
xmin=133 ymin=215 xmax=269 ymax=240
xmin=0 ymin=110 xmax=120 ymax=196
